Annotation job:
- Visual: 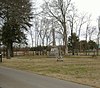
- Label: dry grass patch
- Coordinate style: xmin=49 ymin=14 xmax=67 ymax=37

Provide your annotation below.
xmin=0 ymin=56 xmax=100 ymax=88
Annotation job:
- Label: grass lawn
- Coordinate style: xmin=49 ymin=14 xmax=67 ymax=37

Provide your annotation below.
xmin=0 ymin=55 xmax=100 ymax=88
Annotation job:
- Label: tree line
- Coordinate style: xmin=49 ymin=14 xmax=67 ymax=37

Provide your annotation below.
xmin=29 ymin=0 xmax=99 ymax=56
xmin=0 ymin=0 xmax=99 ymax=58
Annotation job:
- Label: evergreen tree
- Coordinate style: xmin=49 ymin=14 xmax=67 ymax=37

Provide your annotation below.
xmin=68 ymin=33 xmax=79 ymax=55
xmin=88 ymin=40 xmax=97 ymax=50
xmin=0 ymin=0 xmax=33 ymax=58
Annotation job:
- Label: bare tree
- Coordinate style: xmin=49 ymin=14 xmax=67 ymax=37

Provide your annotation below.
xmin=29 ymin=27 xmax=34 ymax=48
xmin=39 ymin=17 xmax=49 ymax=46
xmin=42 ymin=0 xmax=72 ymax=55
xmin=97 ymin=16 xmax=100 ymax=55
xmin=88 ymin=26 xmax=96 ymax=41
xmin=34 ymin=18 xmax=40 ymax=47
xmin=76 ymin=13 xmax=88 ymax=52
xmin=52 ymin=19 xmax=56 ymax=46
xmin=67 ymin=3 xmax=77 ymax=55
xmin=85 ymin=15 xmax=92 ymax=55
xmin=77 ymin=13 xmax=87 ymax=38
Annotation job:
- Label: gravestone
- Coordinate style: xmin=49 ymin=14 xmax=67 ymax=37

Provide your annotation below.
xmin=49 ymin=46 xmax=59 ymax=57
xmin=49 ymin=46 xmax=63 ymax=61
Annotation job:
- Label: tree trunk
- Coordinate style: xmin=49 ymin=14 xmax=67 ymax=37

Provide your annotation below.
xmin=63 ymin=22 xmax=68 ymax=55
xmin=6 ymin=42 xmax=14 ymax=59
xmin=71 ymin=23 xmax=74 ymax=55
xmin=6 ymin=45 xmax=11 ymax=59
xmin=10 ymin=42 xmax=14 ymax=57
xmin=52 ymin=28 xmax=56 ymax=46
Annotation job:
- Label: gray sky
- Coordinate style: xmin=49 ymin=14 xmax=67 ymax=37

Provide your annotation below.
xmin=28 ymin=0 xmax=100 ymax=46
xmin=36 ymin=0 xmax=100 ymax=21
xmin=75 ymin=0 xmax=100 ymax=20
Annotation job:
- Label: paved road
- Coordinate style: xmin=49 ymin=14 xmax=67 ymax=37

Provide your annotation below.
xmin=0 ymin=66 xmax=93 ymax=88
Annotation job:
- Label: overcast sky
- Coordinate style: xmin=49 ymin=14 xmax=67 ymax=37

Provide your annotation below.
xmin=35 ymin=0 xmax=100 ymax=22
xmin=28 ymin=0 xmax=100 ymax=46
xmin=75 ymin=0 xmax=100 ymax=20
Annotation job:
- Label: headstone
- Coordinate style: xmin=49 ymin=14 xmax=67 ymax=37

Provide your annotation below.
xmin=49 ymin=47 xmax=59 ymax=57
xmin=49 ymin=46 xmax=63 ymax=61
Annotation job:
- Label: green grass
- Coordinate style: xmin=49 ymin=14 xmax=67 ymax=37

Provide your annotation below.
xmin=0 ymin=55 xmax=100 ymax=88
